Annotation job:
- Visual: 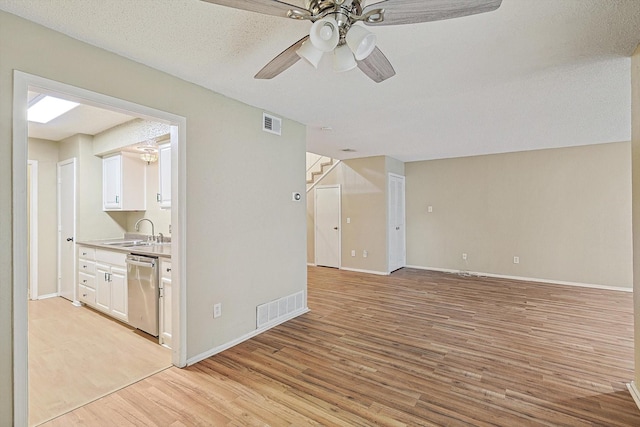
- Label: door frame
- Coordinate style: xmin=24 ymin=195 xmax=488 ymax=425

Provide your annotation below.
xmin=314 ymin=184 xmax=341 ymax=268
xmin=57 ymin=158 xmax=78 ymax=304
xmin=28 ymin=160 xmax=38 ymax=301
xmin=12 ymin=71 xmax=188 ymax=425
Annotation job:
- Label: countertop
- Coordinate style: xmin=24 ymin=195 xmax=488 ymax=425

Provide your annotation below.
xmin=77 ymin=238 xmax=172 ymax=259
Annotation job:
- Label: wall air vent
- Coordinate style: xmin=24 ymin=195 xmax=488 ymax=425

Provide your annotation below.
xmin=256 ymin=290 xmax=305 ymax=329
xmin=263 ymin=112 xmax=282 ymax=136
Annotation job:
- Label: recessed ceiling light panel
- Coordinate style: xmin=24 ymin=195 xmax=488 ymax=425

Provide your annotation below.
xmin=28 ymin=95 xmax=80 ymax=124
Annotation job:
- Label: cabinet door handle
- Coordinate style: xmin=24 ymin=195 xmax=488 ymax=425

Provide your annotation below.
xmin=83 ymin=279 xmax=87 ymax=284
xmin=157 ymin=193 xmax=161 ymax=202
xmin=166 ymin=268 xmax=171 ymax=272
xmin=115 ymin=195 xmax=119 ymax=204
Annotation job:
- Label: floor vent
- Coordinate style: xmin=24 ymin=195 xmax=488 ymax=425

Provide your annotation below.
xmin=256 ymin=290 xmax=305 ymax=328
xmin=263 ymin=112 xmax=282 ymax=135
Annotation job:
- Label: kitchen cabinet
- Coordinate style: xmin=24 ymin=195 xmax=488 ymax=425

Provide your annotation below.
xmin=103 ymin=152 xmax=146 ymax=211
xmin=93 ymin=249 xmax=128 ymax=323
xmin=157 ymin=142 xmax=171 ymax=209
xmin=77 ymin=246 xmax=96 ymax=305
xmin=159 ymin=258 xmax=172 ymax=348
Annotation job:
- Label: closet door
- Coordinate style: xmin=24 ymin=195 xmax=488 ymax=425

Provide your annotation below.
xmin=388 ymin=174 xmax=406 ymax=273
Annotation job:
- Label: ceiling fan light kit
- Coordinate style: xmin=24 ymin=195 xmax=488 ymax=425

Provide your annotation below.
xmin=296 ymin=40 xmax=324 ymax=68
xmin=309 ymin=17 xmax=340 ymax=51
xmin=333 ymin=44 xmax=358 ymax=72
xmin=346 ymin=25 xmax=376 ymax=60
xmin=201 ymin=0 xmax=502 ymax=82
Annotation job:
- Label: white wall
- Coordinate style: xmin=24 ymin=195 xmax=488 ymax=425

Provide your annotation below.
xmin=0 ymin=10 xmax=307 ymax=422
xmin=406 ymin=142 xmax=632 ymax=288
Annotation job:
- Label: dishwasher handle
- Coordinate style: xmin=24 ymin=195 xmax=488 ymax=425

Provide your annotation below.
xmin=126 ymin=256 xmax=156 ymax=268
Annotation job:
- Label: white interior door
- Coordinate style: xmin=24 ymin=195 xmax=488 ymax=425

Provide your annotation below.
xmin=315 ymin=185 xmax=341 ymax=268
xmin=388 ymin=174 xmax=406 ymax=273
xmin=58 ymin=159 xmax=77 ymax=302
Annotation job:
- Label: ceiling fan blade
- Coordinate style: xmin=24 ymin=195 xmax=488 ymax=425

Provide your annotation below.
xmin=357 ymin=47 xmax=396 ymax=83
xmin=255 ymin=36 xmax=309 ymax=79
xmin=363 ymin=0 xmax=502 ymax=26
xmin=200 ymin=0 xmax=302 ymax=18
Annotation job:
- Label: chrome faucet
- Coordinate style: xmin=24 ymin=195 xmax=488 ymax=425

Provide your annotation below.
xmin=134 ymin=218 xmax=155 ymax=242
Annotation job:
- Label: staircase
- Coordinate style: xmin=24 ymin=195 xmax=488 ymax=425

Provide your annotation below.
xmin=306 ymin=153 xmax=338 ymax=191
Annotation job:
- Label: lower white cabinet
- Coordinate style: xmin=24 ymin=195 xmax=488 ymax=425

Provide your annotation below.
xmin=159 ymin=259 xmax=172 ymax=348
xmin=82 ymin=248 xmax=128 ymax=323
xmin=96 ymin=262 xmax=127 ymax=322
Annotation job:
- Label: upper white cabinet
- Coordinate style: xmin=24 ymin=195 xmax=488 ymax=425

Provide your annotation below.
xmin=157 ymin=143 xmax=171 ymax=209
xmin=103 ymin=152 xmax=146 ymax=211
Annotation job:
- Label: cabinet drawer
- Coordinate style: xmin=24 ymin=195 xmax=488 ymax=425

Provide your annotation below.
xmin=78 ymin=272 xmax=95 ymax=289
xmin=78 ymin=284 xmax=96 ymax=305
xmin=161 ymin=260 xmax=172 ymax=280
xmin=78 ymin=260 xmax=95 ymax=275
xmin=78 ymin=246 xmax=96 ymax=260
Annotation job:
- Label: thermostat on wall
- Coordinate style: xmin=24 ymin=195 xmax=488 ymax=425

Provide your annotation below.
xmin=292 ymin=192 xmax=302 ymax=202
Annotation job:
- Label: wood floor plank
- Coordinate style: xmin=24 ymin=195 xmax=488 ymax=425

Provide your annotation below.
xmin=43 ymin=267 xmax=640 ymax=426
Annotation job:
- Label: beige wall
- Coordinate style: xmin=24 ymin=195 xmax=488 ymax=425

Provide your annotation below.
xmin=631 ymin=44 xmax=640 ymax=385
xmin=27 ymin=138 xmax=59 ymax=296
xmin=1 ymin=11 xmax=307 ymax=422
xmin=406 ymin=142 xmax=632 ymax=288
xmin=307 ymin=156 xmax=404 ymax=274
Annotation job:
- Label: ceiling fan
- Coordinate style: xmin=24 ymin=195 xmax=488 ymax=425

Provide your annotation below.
xmin=201 ymin=0 xmax=502 ymax=83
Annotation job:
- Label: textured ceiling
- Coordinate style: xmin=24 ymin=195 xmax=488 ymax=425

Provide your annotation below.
xmin=2 ymin=0 xmax=640 ymax=161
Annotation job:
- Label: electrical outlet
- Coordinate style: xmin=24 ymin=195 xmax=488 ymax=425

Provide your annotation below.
xmin=428 ymin=206 xmax=433 ymax=213
xmin=363 ymin=250 xmax=368 ymax=258
xmin=513 ymin=256 xmax=520 ymax=264
xmin=351 ymin=250 xmax=356 ymax=257
xmin=462 ymin=253 xmax=467 ymax=260
xmin=213 ymin=303 xmax=222 ymax=318
xmin=347 ymin=217 xmax=351 ymax=224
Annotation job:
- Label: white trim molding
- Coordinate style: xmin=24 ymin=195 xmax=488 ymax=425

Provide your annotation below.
xmin=28 ymin=160 xmax=38 ymax=301
xmin=340 ymin=267 xmax=389 ymax=276
xmin=627 ymin=382 xmax=640 ymax=411
xmin=405 ymin=265 xmax=633 ymax=292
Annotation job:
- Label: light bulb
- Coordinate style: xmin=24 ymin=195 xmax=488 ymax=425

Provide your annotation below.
xmin=320 ymin=24 xmax=334 ymax=41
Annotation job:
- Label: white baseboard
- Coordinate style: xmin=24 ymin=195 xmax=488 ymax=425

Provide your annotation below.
xmin=186 ymin=307 xmax=310 ymax=366
xmin=307 ymin=263 xmax=316 ymax=266
xmin=405 ymin=265 xmax=632 ymax=292
xmin=37 ymin=293 xmax=58 ymax=300
xmin=340 ymin=267 xmax=389 ymax=276
xmin=628 ymin=382 xmax=640 ymax=411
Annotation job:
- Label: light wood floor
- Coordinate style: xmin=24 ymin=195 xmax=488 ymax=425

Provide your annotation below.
xmin=44 ymin=267 xmax=640 ymax=426
xmin=29 ymin=297 xmax=171 ymax=426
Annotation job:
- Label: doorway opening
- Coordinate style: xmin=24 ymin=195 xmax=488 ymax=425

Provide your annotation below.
xmin=13 ymin=71 xmax=187 ymax=425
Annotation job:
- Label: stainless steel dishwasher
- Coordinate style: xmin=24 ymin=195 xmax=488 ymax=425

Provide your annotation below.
xmin=126 ymin=254 xmax=159 ymax=337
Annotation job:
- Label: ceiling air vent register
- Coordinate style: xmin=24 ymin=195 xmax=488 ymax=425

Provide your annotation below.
xmin=263 ymin=112 xmax=282 ymax=136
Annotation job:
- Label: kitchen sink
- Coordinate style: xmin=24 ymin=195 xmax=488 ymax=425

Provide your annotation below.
xmin=102 ymin=240 xmax=143 ymax=246
xmin=121 ymin=242 xmax=155 ymax=247
xmin=101 ymin=239 xmax=170 ymax=248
